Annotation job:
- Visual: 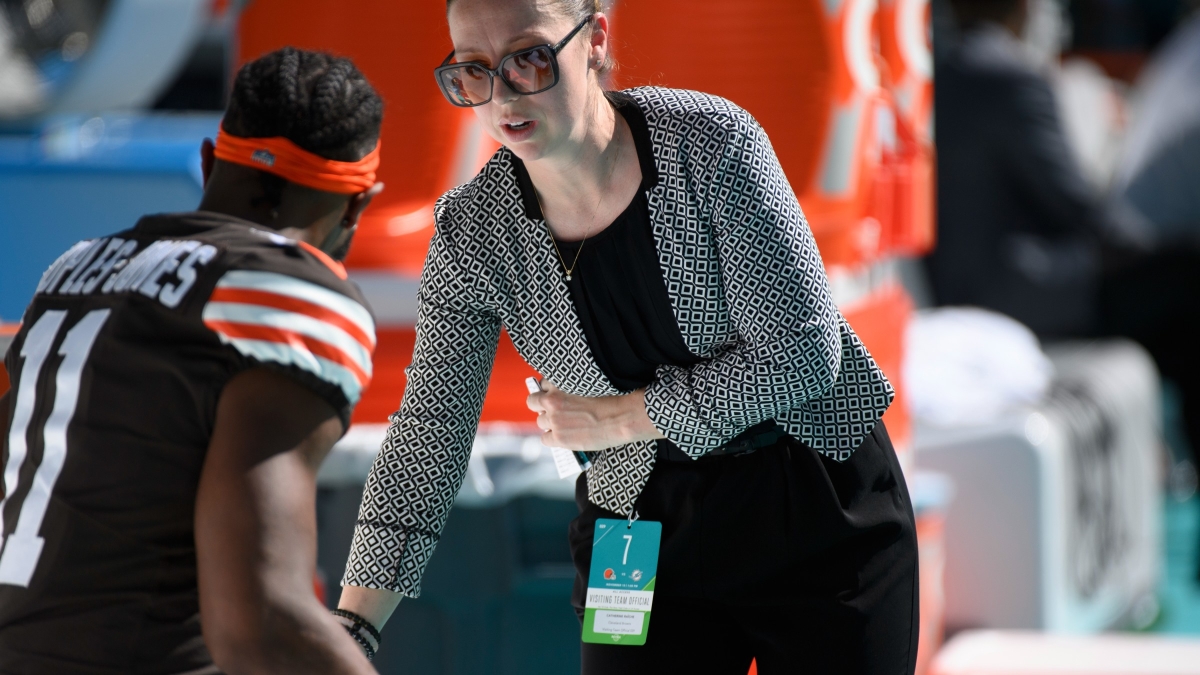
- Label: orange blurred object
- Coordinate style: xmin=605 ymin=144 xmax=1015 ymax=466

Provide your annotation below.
xmin=877 ymin=0 xmax=937 ymax=257
xmin=841 ymin=283 xmax=914 ymax=454
xmin=878 ymin=0 xmax=934 ymax=139
xmin=237 ymin=0 xmax=498 ymax=276
xmin=0 ymin=323 xmax=18 ymax=396
xmin=611 ymin=0 xmax=934 ymax=267
xmin=873 ymin=120 xmax=936 ymax=258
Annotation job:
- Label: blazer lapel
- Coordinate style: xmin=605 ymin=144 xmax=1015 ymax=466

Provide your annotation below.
xmin=492 ymin=151 xmax=620 ymax=398
xmin=635 ymin=92 xmax=734 ymax=361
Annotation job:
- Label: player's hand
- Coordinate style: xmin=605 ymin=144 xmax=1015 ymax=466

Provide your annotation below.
xmin=525 ymin=381 xmax=664 ymax=451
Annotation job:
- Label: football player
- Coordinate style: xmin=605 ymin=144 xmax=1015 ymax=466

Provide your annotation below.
xmin=0 ymin=47 xmax=384 ymax=674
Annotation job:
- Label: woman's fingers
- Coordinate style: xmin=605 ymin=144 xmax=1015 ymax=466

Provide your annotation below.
xmin=528 ymin=382 xmax=567 ymax=439
xmin=531 ymin=385 xmax=631 ymax=451
xmin=526 ymin=391 xmax=546 ymax=413
xmin=526 ymin=381 xmax=563 ymax=412
xmin=529 ymin=385 xmax=569 ymax=414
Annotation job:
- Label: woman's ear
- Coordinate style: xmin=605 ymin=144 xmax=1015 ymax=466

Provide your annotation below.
xmin=590 ymin=13 xmax=611 ymax=69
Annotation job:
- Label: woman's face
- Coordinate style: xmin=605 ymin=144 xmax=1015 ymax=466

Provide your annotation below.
xmin=447 ymin=0 xmax=601 ymax=162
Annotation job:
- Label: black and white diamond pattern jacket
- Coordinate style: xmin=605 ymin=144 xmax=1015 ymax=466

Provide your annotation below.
xmin=344 ymin=87 xmax=894 ymax=596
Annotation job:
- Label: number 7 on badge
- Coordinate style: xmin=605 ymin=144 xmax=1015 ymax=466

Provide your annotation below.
xmin=582 ymin=519 xmax=661 ymax=646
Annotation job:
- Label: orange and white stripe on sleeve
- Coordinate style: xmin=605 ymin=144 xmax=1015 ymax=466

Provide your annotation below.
xmin=202 ymin=270 xmax=376 ymax=405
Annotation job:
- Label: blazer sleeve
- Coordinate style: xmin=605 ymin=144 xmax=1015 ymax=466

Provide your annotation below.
xmin=643 ymin=113 xmax=842 ymax=456
xmin=342 ymin=218 xmax=501 ymax=597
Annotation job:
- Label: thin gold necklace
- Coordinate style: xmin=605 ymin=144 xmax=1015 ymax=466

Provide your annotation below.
xmin=535 ymin=133 xmax=623 ymax=282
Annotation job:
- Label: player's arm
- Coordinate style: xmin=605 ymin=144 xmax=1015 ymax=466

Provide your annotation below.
xmin=195 ymin=368 xmax=374 ymax=675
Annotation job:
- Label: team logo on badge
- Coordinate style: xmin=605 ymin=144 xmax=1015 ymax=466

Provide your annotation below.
xmin=630 ymin=569 xmax=643 ymax=582
xmin=604 ymin=568 xmax=615 ymax=580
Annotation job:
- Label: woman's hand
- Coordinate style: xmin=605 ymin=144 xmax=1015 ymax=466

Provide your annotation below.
xmin=525 ymin=381 xmax=665 ymax=451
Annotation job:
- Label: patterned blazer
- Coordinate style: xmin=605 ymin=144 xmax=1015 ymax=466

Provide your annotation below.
xmin=344 ymin=87 xmax=894 ymax=596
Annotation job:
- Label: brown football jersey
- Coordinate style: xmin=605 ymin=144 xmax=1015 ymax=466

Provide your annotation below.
xmin=0 ymin=212 xmax=375 ymax=674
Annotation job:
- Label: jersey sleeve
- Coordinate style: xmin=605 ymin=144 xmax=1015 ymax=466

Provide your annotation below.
xmin=201 ymin=268 xmax=376 ymax=425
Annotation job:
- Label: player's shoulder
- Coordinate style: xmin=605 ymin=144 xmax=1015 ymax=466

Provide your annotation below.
xmin=203 ymin=235 xmax=377 ymax=364
xmin=186 ymin=214 xmax=377 ymax=410
xmin=131 ymin=211 xmax=369 ymax=308
xmin=32 ymin=211 xmax=367 ymax=312
xmin=24 ymin=212 xmax=376 ymax=417
xmin=216 ymin=225 xmax=367 ymax=304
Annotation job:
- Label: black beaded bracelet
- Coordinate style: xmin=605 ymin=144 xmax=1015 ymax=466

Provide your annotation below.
xmin=332 ymin=609 xmax=382 ymax=661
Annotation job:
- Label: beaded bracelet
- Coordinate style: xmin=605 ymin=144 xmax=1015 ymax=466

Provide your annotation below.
xmin=332 ymin=609 xmax=382 ymax=661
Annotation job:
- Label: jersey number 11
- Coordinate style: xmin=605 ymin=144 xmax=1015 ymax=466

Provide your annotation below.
xmin=0 ymin=308 xmax=110 ymax=587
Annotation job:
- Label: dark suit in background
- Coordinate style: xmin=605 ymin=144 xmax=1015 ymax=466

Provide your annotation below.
xmin=927 ymin=23 xmax=1121 ymax=338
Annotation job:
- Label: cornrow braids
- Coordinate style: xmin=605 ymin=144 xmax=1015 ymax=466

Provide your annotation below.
xmin=222 ymin=47 xmax=383 ymax=163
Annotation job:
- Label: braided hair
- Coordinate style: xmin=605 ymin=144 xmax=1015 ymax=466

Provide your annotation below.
xmin=221 ymin=47 xmax=383 ymax=202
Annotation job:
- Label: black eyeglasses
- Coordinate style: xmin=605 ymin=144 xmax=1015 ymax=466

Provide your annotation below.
xmin=434 ymin=16 xmax=592 ymax=107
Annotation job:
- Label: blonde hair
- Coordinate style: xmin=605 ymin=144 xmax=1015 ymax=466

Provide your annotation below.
xmin=447 ymin=0 xmax=615 ymax=75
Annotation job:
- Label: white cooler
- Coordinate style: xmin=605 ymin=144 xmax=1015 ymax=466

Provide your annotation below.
xmin=915 ymin=340 xmax=1163 ymax=632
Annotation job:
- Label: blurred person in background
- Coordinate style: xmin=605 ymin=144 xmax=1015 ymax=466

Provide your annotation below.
xmin=1113 ymin=10 xmax=1200 ymax=251
xmin=1108 ymin=3 xmax=1200 ymax=510
xmin=929 ymin=0 xmax=1200 ymax=577
xmin=928 ymin=0 xmax=1147 ymax=339
xmin=0 ymin=48 xmax=383 ymax=674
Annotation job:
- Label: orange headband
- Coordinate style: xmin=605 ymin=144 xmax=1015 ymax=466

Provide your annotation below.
xmin=214 ymin=128 xmax=380 ymax=195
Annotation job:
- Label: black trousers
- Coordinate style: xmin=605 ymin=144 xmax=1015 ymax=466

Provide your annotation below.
xmin=569 ymin=423 xmax=919 ymax=675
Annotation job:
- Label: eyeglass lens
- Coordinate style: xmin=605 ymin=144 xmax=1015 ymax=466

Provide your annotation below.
xmin=439 ymin=45 xmax=557 ymax=106
xmin=500 ymin=46 xmax=555 ymax=94
xmin=439 ymin=64 xmax=491 ymax=106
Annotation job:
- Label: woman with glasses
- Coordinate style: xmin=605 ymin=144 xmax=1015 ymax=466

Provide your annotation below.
xmin=335 ymin=1 xmax=918 ymax=673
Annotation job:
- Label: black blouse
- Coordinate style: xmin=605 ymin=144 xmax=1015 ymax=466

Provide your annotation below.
xmin=512 ymin=92 xmax=701 ymax=392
